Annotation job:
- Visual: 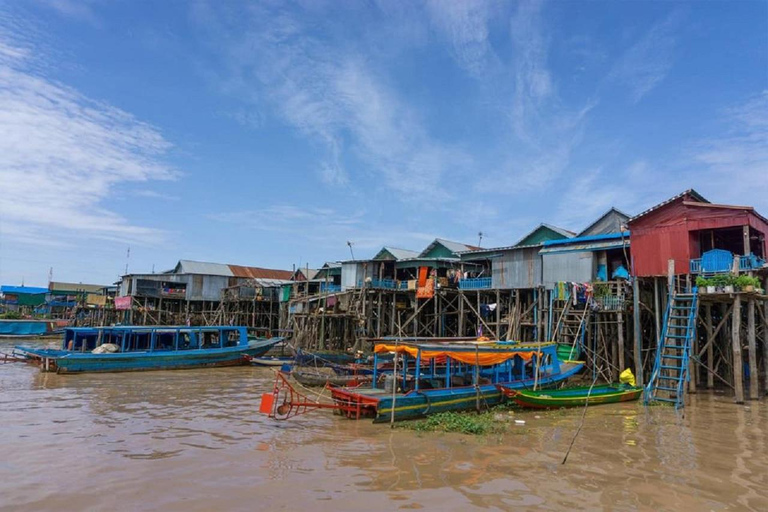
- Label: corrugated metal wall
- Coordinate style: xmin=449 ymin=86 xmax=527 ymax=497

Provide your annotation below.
xmin=341 ymin=262 xmax=360 ymax=290
xmin=542 ymin=252 xmax=595 ymax=288
xmin=492 ymin=247 xmax=542 ymax=288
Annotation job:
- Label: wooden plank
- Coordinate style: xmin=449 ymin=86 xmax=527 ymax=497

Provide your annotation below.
xmin=733 ymin=295 xmax=744 ymax=404
xmin=748 ymin=299 xmax=758 ymax=400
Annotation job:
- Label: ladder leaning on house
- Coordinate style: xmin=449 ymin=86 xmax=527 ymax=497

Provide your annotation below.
xmin=644 ymin=288 xmax=699 ymax=408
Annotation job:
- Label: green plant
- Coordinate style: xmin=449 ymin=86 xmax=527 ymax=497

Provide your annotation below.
xmin=695 ymin=276 xmax=711 ymax=287
xmin=0 ymin=311 xmax=22 ymax=320
xmin=593 ymin=283 xmax=610 ymax=297
xmin=711 ymin=274 xmax=734 ymax=287
xmin=397 ymin=408 xmax=516 ymax=436
xmin=735 ymin=275 xmax=760 ymax=289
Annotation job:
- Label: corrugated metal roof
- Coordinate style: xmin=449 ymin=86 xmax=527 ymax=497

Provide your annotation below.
xmin=543 ymin=232 xmax=628 ymax=247
xmin=0 ymin=285 xmax=48 ymax=295
xmin=576 ymin=208 xmax=631 ymax=237
xmin=540 ymin=238 xmax=629 ymax=254
xmin=514 ymin=223 xmax=575 ymax=246
xmin=232 ymin=278 xmax=294 ymax=287
xmin=173 ymin=260 xmax=292 ymax=280
xmin=377 ymin=247 xmax=420 ymax=260
xmin=49 ymin=281 xmax=106 ymax=293
xmin=419 ymin=238 xmax=481 ymax=257
xmin=629 ymin=189 xmax=709 ymax=223
xmin=458 ymin=243 xmax=543 ymax=258
xmin=228 ymin=265 xmax=294 ymax=280
xmin=176 ymin=260 xmax=233 ymax=276
xmin=292 ymin=268 xmax=320 ymax=280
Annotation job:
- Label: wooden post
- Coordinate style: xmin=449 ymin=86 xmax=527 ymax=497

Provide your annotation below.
xmin=633 ymin=278 xmax=643 ymax=386
xmin=495 ymin=289 xmax=501 ymax=339
xmin=705 ymin=303 xmax=714 ymax=388
xmin=742 ymin=225 xmax=750 ymax=256
xmin=764 ymin=278 xmax=768 ymax=395
xmin=458 ymin=291 xmax=465 ymax=337
xmin=732 ymin=295 xmax=744 ymax=404
xmin=653 ymin=278 xmax=661 ymax=347
xmin=748 ymin=298 xmax=757 ymax=400
xmin=667 ymin=259 xmax=675 ymax=295
xmin=617 ymin=312 xmax=625 ymax=373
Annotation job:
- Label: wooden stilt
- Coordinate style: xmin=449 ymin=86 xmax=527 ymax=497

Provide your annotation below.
xmin=617 ymin=312 xmax=625 ymax=373
xmin=733 ymin=295 xmax=744 ymax=404
xmin=705 ymin=303 xmax=714 ymax=388
xmin=632 ymin=278 xmax=643 ymax=386
xmin=764 ymin=280 xmax=768 ymax=395
xmin=748 ymin=298 xmax=758 ymax=400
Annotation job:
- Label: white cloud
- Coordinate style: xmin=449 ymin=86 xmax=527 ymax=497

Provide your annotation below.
xmin=191 ymin=1 xmax=469 ymax=202
xmin=0 ymin=16 xmax=176 ymax=246
xmin=425 ymin=0 xmax=499 ymax=78
xmin=692 ymin=91 xmax=768 ymax=209
xmin=609 ymin=10 xmax=685 ymax=102
xmin=510 ymin=0 xmax=553 ymax=141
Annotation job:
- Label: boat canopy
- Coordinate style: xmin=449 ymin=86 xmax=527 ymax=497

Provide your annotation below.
xmin=373 ymin=343 xmax=545 ymax=366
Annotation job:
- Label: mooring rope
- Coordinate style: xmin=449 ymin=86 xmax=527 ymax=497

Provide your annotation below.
xmin=561 ymin=373 xmax=599 ymax=465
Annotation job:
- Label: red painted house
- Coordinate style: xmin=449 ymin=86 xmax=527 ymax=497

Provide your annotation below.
xmin=628 ymin=190 xmax=768 ymax=277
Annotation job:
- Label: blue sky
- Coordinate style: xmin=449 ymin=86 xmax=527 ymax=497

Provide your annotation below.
xmin=0 ymin=0 xmax=766 ymax=286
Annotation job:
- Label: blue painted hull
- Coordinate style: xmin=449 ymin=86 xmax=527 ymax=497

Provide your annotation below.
xmin=331 ymin=362 xmax=585 ymax=422
xmin=0 ymin=320 xmax=57 ymax=337
xmin=17 ymin=340 xmax=280 ymax=374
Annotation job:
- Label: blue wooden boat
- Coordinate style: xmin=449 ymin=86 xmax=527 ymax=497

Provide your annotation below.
xmin=16 ymin=325 xmax=282 ymax=374
xmin=0 ymin=319 xmax=61 ymax=337
xmin=329 ymin=341 xmax=584 ymax=422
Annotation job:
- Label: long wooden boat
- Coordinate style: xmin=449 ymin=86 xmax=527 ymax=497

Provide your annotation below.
xmin=556 ymin=342 xmax=581 ymax=362
xmin=329 ymin=340 xmax=584 ymax=422
xmin=16 ymin=326 xmax=282 ymax=374
xmin=0 ymin=319 xmax=65 ymax=338
xmin=292 ymin=369 xmax=372 ymax=387
xmin=498 ymin=383 xmax=643 ymax=409
xmin=251 ymin=356 xmax=294 ymax=367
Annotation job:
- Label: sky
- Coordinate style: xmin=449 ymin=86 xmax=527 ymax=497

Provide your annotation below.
xmin=0 ymin=0 xmax=766 ymax=287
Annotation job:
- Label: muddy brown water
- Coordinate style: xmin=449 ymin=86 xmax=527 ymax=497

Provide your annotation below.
xmin=2 ymin=338 xmax=767 ymax=511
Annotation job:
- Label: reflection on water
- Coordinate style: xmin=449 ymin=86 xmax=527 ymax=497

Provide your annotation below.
xmin=2 ymin=337 xmax=768 ymax=511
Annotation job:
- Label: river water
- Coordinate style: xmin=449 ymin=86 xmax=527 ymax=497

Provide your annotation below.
xmin=1 ymin=338 xmax=766 ymax=511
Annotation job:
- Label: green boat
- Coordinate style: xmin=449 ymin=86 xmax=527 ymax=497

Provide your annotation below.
xmin=556 ymin=342 xmax=581 ymax=362
xmin=497 ymin=383 xmax=642 ymax=409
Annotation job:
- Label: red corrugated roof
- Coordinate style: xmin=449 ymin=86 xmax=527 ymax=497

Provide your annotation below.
xmin=227 ymin=265 xmax=293 ymax=280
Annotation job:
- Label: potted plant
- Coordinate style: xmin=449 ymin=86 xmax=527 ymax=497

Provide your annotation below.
xmin=723 ymin=274 xmax=736 ymax=293
xmin=710 ymin=274 xmax=726 ymax=293
xmin=695 ymin=276 xmax=713 ymax=294
xmin=736 ymin=275 xmax=760 ymax=293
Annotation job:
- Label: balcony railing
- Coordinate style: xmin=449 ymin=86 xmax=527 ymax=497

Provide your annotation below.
xmin=357 ymin=279 xmax=398 ymax=290
xmin=319 ymin=283 xmax=341 ymax=293
xmin=690 ymin=250 xmax=765 ymax=274
xmin=458 ymin=277 xmax=492 ymax=290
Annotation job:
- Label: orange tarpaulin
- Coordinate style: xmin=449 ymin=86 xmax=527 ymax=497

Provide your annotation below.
xmin=418 ymin=266 xmax=428 ymax=287
xmin=374 ymin=344 xmax=541 ymax=366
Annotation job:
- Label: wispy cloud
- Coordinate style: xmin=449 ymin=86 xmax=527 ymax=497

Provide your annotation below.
xmin=510 ymin=0 xmax=554 ymax=141
xmin=609 ymin=10 xmax=686 ymax=103
xmin=191 ymin=1 xmax=469 ymax=201
xmin=209 ymin=204 xmax=437 ymax=258
xmin=425 ymin=0 xmax=499 ymax=78
xmin=34 ymin=0 xmax=101 ymax=26
xmin=0 ymin=10 xmax=175 ymax=246
xmin=691 ymin=91 xmax=768 ymax=209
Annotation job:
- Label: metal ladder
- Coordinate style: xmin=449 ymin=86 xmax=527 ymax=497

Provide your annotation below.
xmin=644 ymin=289 xmax=699 ymax=408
